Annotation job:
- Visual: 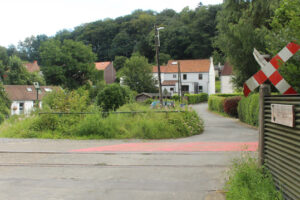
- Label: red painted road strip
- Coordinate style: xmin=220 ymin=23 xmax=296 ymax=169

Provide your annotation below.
xmin=71 ymin=142 xmax=258 ymax=152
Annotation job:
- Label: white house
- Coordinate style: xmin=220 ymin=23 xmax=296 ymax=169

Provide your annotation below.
xmin=220 ymin=62 xmax=234 ymax=93
xmin=153 ymin=58 xmax=215 ymax=95
xmin=4 ymin=85 xmax=58 ymax=115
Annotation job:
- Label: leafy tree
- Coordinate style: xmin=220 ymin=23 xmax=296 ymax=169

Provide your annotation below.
xmin=6 ymin=56 xmax=31 ymax=85
xmin=158 ymin=53 xmax=171 ymax=65
xmin=122 ymin=55 xmax=157 ymax=93
xmin=266 ymin=0 xmax=300 ymax=92
xmin=40 ymin=39 xmax=97 ymax=89
xmin=18 ymin=35 xmax=48 ymax=62
xmin=214 ymin=0 xmax=279 ymax=88
xmin=114 ymin=56 xmax=127 ymax=71
xmin=97 ymin=84 xmax=132 ymax=111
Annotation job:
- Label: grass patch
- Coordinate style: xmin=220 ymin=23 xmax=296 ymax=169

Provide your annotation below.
xmin=225 ymin=154 xmax=283 ymax=200
xmin=216 ymin=80 xmax=221 ymax=93
xmin=0 ymin=103 xmax=204 ymax=139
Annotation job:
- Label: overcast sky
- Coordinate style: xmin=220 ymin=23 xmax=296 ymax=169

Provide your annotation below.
xmin=0 ymin=0 xmax=223 ymax=47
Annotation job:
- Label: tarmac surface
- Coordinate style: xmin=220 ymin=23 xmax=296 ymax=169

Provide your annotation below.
xmin=0 ymin=103 xmax=258 ymax=200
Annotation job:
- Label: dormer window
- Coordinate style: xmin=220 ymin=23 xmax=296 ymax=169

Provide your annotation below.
xmin=26 ymin=88 xmax=32 ymax=92
xmin=45 ymin=88 xmax=52 ymax=92
xmin=173 ymin=74 xmax=177 ymax=78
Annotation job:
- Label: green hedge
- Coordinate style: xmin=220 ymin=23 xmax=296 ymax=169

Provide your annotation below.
xmin=185 ymin=93 xmax=208 ymax=104
xmin=208 ymin=95 xmax=226 ymax=113
xmin=237 ymin=93 xmax=259 ymax=126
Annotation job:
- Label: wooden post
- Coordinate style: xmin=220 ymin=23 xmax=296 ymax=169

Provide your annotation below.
xmin=259 ymin=84 xmax=271 ymax=166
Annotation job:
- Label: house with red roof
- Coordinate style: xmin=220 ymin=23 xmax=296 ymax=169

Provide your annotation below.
xmin=95 ymin=61 xmax=116 ymax=84
xmin=24 ymin=61 xmax=40 ymax=73
xmin=4 ymin=85 xmax=59 ymax=115
xmin=152 ymin=58 xmax=215 ymax=95
xmin=220 ymin=62 xmax=234 ymax=93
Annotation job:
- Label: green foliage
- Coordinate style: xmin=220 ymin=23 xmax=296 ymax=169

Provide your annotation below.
xmin=0 ymin=103 xmax=204 ymax=140
xmin=185 ymin=93 xmax=208 ymax=104
xmin=5 ymin=56 xmax=31 ymax=85
xmin=208 ymin=95 xmax=226 ymax=113
xmin=43 ymin=89 xmax=92 ymax=112
xmin=114 ymin=56 xmax=127 ymax=71
xmin=266 ymin=0 xmax=300 ymax=92
xmin=214 ymin=0 xmax=280 ymax=88
xmin=225 ymin=154 xmax=283 ymax=200
xmin=97 ymin=84 xmax=133 ymax=111
xmin=238 ymin=93 xmax=259 ymax=126
xmin=0 ymin=83 xmax=10 ymax=124
xmin=39 ymin=39 xmax=97 ymax=89
xmin=122 ymin=55 xmax=157 ymax=93
xmin=215 ymin=80 xmax=221 ymax=93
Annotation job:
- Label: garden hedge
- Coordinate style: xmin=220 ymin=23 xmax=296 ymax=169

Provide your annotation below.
xmin=223 ymin=96 xmax=242 ymax=117
xmin=237 ymin=93 xmax=259 ymax=126
xmin=185 ymin=93 xmax=208 ymax=104
xmin=208 ymin=95 xmax=226 ymax=113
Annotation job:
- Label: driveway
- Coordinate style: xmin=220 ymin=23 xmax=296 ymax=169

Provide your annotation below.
xmin=0 ymin=103 xmax=258 ymax=200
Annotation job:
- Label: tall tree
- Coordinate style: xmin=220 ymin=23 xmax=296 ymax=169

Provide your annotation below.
xmin=40 ymin=39 xmax=97 ymax=89
xmin=122 ymin=55 xmax=156 ymax=93
xmin=214 ymin=0 xmax=279 ymax=88
xmin=266 ymin=0 xmax=300 ymax=92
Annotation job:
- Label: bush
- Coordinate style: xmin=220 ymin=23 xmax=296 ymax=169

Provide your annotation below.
xmin=238 ymin=94 xmax=259 ymax=126
xmin=224 ymin=96 xmax=242 ymax=117
xmin=97 ymin=84 xmax=134 ymax=111
xmin=208 ymin=95 xmax=226 ymax=113
xmin=185 ymin=93 xmax=208 ymax=104
xmin=225 ymin=155 xmax=283 ymax=200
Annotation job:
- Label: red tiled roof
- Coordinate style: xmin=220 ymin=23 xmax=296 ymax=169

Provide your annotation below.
xmin=4 ymin=85 xmax=60 ymax=101
xmin=95 ymin=62 xmax=111 ymax=70
xmin=221 ymin=62 xmax=233 ymax=76
xmin=153 ymin=59 xmax=210 ymax=73
xmin=25 ymin=61 xmax=40 ymax=73
xmin=162 ymin=80 xmax=177 ymax=86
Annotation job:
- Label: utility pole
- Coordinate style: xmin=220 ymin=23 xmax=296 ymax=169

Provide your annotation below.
xmin=155 ymin=25 xmax=164 ymax=106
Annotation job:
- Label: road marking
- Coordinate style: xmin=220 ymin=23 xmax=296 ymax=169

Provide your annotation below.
xmin=71 ymin=142 xmax=258 ymax=152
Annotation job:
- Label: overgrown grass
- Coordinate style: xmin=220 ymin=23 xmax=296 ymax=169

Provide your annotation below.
xmin=225 ymin=154 xmax=283 ymax=200
xmin=0 ymin=103 xmax=204 ymax=139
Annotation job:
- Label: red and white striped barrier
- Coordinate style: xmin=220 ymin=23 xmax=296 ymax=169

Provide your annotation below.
xmin=243 ymin=42 xmax=300 ymax=97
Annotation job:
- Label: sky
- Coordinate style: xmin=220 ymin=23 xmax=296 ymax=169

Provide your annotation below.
xmin=0 ymin=0 xmax=223 ymax=47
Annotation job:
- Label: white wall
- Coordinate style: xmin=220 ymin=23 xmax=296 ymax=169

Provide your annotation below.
xmin=208 ymin=57 xmax=215 ymax=95
xmin=221 ymin=75 xmax=234 ymax=93
xmin=10 ymin=100 xmax=42 ymax=115
xmin=154 ymin=72 xmax=209 ymax=94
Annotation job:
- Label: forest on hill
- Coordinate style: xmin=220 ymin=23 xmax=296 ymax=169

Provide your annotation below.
xmin=0 ymin=0 xmax=299 ymax=91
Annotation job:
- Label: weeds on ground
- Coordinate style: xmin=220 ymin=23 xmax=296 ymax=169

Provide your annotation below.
xmin=225 ymin=154 xmax=283 ymax=200
xmin=0 ymin=103 xmax=204 ymax=139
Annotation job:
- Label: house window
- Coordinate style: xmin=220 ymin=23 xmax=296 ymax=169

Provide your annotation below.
xmin=26 ymin=88 xmax=32 ymax=92
xmin=198 ymin=86 xmax=203 ymax=93
xmin=45 ymin=88 xmax=52 ymax=92
xmin=198 ymin=74 xmax=203 ymax=80
xmin=183 ymin=74 xmax=187 ymax=80
xmin=173 ymin=74 xmax=177 ymax=78
xmin=19 ymin=102 xmax=24 ymax=114
xmin=170 ymin=88 xmax=174 ymax=91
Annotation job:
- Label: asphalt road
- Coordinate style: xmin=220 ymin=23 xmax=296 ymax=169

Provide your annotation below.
xmin=0 ymin=103 xmax=258 ymax=200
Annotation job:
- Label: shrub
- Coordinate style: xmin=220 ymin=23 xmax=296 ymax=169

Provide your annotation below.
xmin=224 ymin=96 xmax=242 ymax=117
xmin=185 ymin=93 xmax=208 ymax=104
xmin=208 ymin=95 xmax=226 ymax=113
xmin=172 ymin=94 xmax=180 ymax=101
xmin=225 ymin=154 xmax=283 ymax=200
xmin=238 ymin=94 xmax=259 ymax=126
xmin=97 ymin=84 xmax=134 ymax=111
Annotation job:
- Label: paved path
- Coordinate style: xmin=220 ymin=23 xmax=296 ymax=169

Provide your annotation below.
xmin=0 ymin=103 xmax=258 ymax=200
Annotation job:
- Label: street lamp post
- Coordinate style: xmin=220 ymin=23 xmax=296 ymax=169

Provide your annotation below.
xmin=155 ymin=25 xmax=164 ymax=106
